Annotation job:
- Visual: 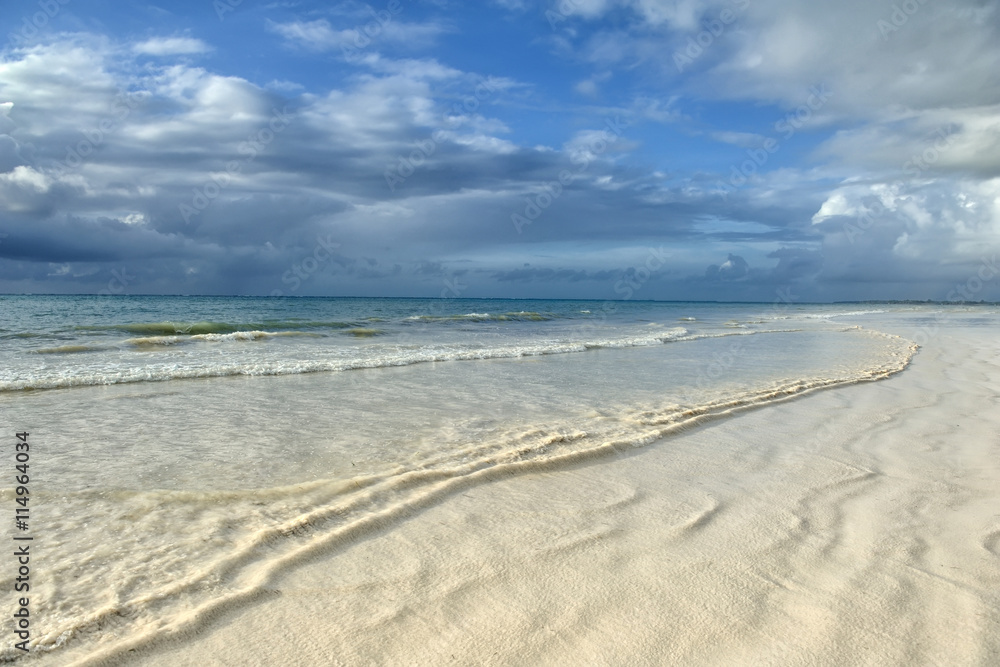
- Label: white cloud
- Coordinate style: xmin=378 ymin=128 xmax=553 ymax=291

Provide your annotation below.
xmin=811 ymin=177 xmax=1000 ymax=287
xmin=266 ymin=79 xmax=305 ymax=93
xmin=556 ymin=0 xmax=1000 ymax=125
xmin=819 ymin=107 xmax=1000 ymax=179
xmin=268 ymin=18 xmax=448 ymax=54
xmin=133 ymin=37 xmax=211 ymax=56
xmin=629 ymin=95 xmax=682 ymax=123
xmin=628 ymin=0 xmax=707 ymax=30
xmin=563 ymin=127 xmax=634 ymax=164
xmin=4 ymin=7 xmax=997 ymax=299
xmin=1 ymin=165 xmax=50 ymax=192
xmin=543 ymin=0 xmax=1000 ymax=296
xmin=0 ymin=38 xmax=539 ymax=264
xmin=268 ymin=19 xmax=351 ymax=51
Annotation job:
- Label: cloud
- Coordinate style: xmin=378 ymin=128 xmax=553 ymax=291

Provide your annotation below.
xmin=819 ymin=109 xmax=1000 ymax=179
xmin=268 ymin=18 xmax=448 ymax=54
xmin=705 ymin=253 xmax=749 ymax=281
xmin=530 ymin=0 xmax=1000 ymax=298
xmin=491 ymin=267 xmax=619 ymax=282
xmin=810 ymin=177 xmax=1000 ymax=293
xmin=550 ymin=0 xmax=1000 ymax=142
xmin=133 ymin=37 xmax=211 ymax=56
xmin=0 ymin=133 xmax=24 ymax=172
xmin=4 ymin=39 xmax=693 ymax=295
xmin=3 ymin=1 xmax=999 ymax=301
xmin=268 ymin=19 xmax=352 ymax=51
xmin=767 ymin=247 xmax=822 ymax=282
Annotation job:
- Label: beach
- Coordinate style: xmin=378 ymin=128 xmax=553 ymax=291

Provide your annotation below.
xmin=1 ymin=301 xmax=998 ymax=665
xmin=115 ymin=310 xmax=999 ymax=666
xmin=6 ymin=0 xmax=999 ymax=662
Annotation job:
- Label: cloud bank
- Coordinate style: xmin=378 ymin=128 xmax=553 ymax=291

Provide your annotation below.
xmin=0 ymin=1 xmax=997 ymax=300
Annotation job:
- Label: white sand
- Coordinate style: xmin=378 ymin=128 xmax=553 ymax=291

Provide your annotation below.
xmin=80 ymin=318 xmax=1000 ymax=665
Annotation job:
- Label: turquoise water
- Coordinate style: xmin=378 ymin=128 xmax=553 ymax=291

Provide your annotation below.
xmin=0 ymin=295 xmax=933 ymax=661
xmin=0 ymin=295 xmax=922 ymax=491
xmin=1 ymin=295 xmax=895 ymax=391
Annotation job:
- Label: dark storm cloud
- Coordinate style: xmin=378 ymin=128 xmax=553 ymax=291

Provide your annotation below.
xmin=491 ymin=267 xmax=619 ymax=283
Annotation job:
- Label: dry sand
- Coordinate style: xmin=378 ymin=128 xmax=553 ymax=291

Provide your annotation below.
xmin=96 ymin=319 xmax=1000 ymax=665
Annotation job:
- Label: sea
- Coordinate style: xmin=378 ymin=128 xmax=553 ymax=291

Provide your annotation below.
xmin=0 ymin=295 xmax=971 ymax=661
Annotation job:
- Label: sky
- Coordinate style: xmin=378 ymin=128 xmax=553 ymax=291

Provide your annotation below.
xmin=0 ymin=0 xmax=998 ymax=301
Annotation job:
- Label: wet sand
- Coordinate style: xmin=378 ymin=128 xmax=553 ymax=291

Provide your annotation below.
xmin=62 ymin=317 xmax=1000 ymax=666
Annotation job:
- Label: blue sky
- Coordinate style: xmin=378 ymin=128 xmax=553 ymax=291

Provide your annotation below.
xmin=1 ymin=0 xmax=998 ymax=300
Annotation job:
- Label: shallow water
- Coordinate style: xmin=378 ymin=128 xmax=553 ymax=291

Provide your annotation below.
xmin=1 ymin=296 xmax=983 ymax=661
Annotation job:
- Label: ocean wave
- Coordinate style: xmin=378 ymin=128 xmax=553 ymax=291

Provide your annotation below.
xmin=77 ymin=320 xmax=355 ymax=335
xmin=124 ymin=331 xmax=322 ymax=346
xmin=0 ymin=327 xmax=832 ymax=393
xmin=404 ymin=311 xmax=554 ymax=323
xmin=345 ymin=328 xmax=383 ymax=337
xmin=766 ymin=309 xmax=888 ymax=322
xmin=800 ymin=309 xmax=888 ymax=319
xmin=6 ymin=332 xmax=44 ymax=339
xmin=125 ymin=335 xmax=185 ymax=346
xmin=192 ymin=331 xmax=323 ymax=342
xmin=73 ymin=313 xmax=558 ymax=337
xmin=31 ymin=344 xmax=109 ymax=355
xmin=676 ymin=328 xmax=801 ymax=341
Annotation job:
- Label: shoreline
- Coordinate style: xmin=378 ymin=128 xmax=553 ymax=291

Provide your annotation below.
xmin=11 ymin=313 xmax=997 ymax=665
xmin=65 ymin=316 xmax=998 ymax=666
